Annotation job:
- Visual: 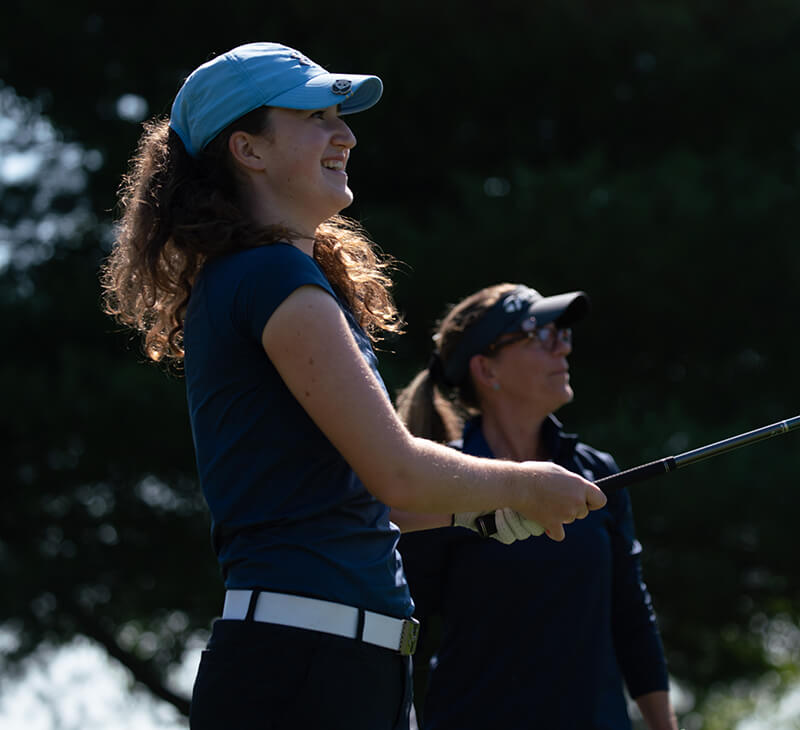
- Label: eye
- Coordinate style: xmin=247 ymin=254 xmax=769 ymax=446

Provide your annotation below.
xmin=310 ymin=109 xmax=327 ymax=119
xmin=536 ymin=327 xmax=558 ymax=345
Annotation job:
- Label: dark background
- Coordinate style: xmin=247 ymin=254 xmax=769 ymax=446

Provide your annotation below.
xmin=2 ymin=1 xmax=799 ymax=725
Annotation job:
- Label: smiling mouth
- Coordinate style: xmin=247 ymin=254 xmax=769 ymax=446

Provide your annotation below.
xmin=322 ymin=160 xmax=345 ymax=171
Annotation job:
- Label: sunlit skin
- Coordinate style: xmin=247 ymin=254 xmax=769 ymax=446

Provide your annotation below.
xmin=244 ymin=110 xmax=604 ymax=538
xmin=469 ymin=325 xmax=574 ymax=462
xmin=228 ymin=105 xmax=357 ymax=255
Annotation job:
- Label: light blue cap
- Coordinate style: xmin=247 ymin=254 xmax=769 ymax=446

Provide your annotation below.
xmin=169 ymin=42 xmax=384 ymax=157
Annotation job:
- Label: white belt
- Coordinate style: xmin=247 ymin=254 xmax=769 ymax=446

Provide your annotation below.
xmin=222 ymin=590 xmax=419 ymax=656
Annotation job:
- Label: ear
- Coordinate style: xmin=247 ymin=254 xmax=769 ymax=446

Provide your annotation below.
xmin=468 ymin=353 xmax=498 ymax=391
xmin=227 ymin=131 xmax=267 ymax=172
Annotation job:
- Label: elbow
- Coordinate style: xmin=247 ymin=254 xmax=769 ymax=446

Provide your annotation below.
xmin=364 ymin=466 xmax=419 ymax=511
xmin=359 ymin=438 xmax=423 ymax=511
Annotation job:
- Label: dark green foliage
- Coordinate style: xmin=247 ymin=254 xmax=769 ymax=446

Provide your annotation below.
xmin=2 ymin=0 xmax=800 ymax=719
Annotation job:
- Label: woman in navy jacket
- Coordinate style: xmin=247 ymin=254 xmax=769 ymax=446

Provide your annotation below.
xmin=396 ymin=283 xmax=678 ymax=730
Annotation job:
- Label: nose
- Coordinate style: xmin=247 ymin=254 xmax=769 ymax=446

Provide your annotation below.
xmin=332 ymin=118 xmax=357 ymax=149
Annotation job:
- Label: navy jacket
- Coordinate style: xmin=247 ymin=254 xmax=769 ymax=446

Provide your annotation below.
xmin=398 ymin=415 xmax=669 ymax=729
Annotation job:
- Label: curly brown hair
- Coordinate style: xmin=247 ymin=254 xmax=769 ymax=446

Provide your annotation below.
xmin=100 ymin=107 xmax=402 ymax=363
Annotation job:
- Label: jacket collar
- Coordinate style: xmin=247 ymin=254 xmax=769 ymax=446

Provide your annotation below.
xmin=461 ymin=413 xmax=579 ymax=461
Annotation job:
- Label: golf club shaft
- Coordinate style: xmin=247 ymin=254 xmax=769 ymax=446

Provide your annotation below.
xmin=598 ymin=414 xmax=800 ymax=491
xmin=475 ymin=415 xmax=800 ymax=538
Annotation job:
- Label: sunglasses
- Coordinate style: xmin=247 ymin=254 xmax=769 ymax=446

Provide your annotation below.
xmin=484 ymin=322 xmax=572 ymax=355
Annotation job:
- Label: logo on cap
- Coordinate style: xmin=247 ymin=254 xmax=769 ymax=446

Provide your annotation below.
xmin=503 ymin=294 xmax=526 ymax=312
xmin=502 ymin=288 xmax=539 ymax=313
xmin=331 ymin=79 xmax=352 ymax=95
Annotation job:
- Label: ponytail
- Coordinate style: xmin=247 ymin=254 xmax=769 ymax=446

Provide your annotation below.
xmin=397 ymin=283 xmax=518 ymax=442
xmin=395 ymin=361 xmax=462 ymax=443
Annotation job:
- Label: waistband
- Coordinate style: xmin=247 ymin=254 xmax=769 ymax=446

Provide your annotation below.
xmin=222 ymin=589 xmax=419 ymax=656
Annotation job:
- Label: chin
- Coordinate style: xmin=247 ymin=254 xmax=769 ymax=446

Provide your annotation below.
xmin=329 ymin=190 xmax=354 ymax=216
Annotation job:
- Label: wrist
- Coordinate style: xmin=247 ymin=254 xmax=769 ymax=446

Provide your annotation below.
xmin=507 ymin=461 xmax=538 ymax=513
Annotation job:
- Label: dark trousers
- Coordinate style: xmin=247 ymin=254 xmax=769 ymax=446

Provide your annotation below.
xmin=189 ymin=619 xmax=413 ymax=730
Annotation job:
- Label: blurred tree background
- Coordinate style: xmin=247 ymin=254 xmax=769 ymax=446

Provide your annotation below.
xmin=2 ymin=0 xmax=799 ymax=726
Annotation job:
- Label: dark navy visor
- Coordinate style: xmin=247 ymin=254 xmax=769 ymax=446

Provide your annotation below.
xmin=442 ymin=286 xmax=590 ymax=386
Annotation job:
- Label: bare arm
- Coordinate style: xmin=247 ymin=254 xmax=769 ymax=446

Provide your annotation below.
xmin=262 ymin=286 xmax=606 ymax=539
xmin=635 ymin=691 xmax=679 ymax=730
xmin=388 ymin=509 xmax=451 ymax=533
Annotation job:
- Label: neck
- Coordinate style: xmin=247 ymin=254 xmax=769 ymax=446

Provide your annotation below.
xmin=480 ymin=405 xmax=551 ymax=462
xmin=291 ymin=236 xmax=316 ymax=257
xmin=243 ymin=180 xmax=325 ymax=256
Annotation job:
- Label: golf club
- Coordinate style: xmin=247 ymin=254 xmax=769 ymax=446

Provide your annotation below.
xmin=475 ymin=415 xmax=800 ymax=538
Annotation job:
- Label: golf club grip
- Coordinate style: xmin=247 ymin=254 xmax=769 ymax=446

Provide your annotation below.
xmin=475 ymin=512 xmax=497 ymax=537
xmin=473 ymin=456 xmax=677 ymax=537
xmin=594 ymin=456 xmax=677 ymax=492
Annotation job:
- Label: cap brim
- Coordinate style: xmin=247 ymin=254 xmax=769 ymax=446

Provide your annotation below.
xmin=267 ymin=73 xmax=383 ymax=114
xmin=527 ymin=291 xmax=590 ymax=327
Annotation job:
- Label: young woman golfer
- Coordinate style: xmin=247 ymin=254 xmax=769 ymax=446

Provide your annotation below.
xmin=100 ymin=42 xmax=606 ymax=730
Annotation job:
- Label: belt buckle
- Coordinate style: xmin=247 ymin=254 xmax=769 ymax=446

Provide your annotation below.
xmin=398 ymin=617 xmax=420 ymax=656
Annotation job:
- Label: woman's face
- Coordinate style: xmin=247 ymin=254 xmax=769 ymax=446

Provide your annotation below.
xmin=485 ymin=323 xmax=575 ymax=415
xmin=249 ymin=105 xmax=357 ymax=231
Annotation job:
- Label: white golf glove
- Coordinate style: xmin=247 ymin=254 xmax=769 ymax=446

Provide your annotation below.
xmin=453 ymin=508 xmax=545 ymax=545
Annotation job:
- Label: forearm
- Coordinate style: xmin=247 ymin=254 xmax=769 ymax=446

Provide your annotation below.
xmin=262 ymin=286 xmax=601 ymax=533
xmin=388 ymin=508 xmax=451 ymax=532
xmin=635 ymin=691 xmax=678 ymax=730
xmin=367 ymin=433 xmax=606 ymax=545
xmin=373 ymin=433 xmax=528 ymax=514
